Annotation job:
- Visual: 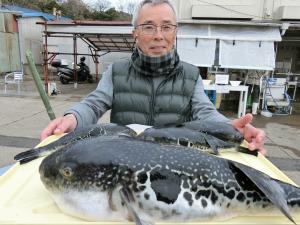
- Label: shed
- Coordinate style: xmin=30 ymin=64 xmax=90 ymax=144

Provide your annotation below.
xmin=0 ymin=5 xmax=71 ymax=75
xmin=0 ymin=10 xmax=21 ymax=74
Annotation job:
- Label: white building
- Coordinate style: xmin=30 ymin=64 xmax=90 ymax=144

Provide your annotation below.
xmin=171 ymin=0 xmax=300 ymax=73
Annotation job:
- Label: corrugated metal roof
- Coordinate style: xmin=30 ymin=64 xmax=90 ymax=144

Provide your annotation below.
xmin=1 ymin=5 xmax=71 ymax=21
xmin=37 ymin=20 xmax=132 ymax=26
xmin=38 ymin=20 xmax=135 ymax=52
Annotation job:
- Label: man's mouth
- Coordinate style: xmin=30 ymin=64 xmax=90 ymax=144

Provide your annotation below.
xmin=150 ymin=46 xmax=166 ymax=50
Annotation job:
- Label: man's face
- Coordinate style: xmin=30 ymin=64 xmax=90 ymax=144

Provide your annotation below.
xmin=133 ymin=3 xmax=177 ymax=57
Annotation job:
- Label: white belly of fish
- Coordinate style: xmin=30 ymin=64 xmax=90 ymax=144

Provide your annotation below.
xmin=48 ymin=184 xmax=236 ymax=223
xmin=49 ymin=189 xmax=129 ymax=221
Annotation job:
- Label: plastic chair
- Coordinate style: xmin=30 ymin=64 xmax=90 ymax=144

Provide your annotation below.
xmin=4 ymin=71 xmax=23 ymax=94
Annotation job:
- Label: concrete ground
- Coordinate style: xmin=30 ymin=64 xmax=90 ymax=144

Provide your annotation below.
xmin=0 ymin=75 xmax=300 ymax=185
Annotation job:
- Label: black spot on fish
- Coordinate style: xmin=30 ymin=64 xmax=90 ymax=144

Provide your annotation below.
xmin=182 ymin=179 xmax=189 ymax=189
xmin=150 ymin=169 xmax=181 ymax=204
xmin=226 ymin=190 xmax=235 ymax=199
xmin=196 ymin=190 xmax=211 ymax=200
xmin=190 ymin=184 xmax=197 ymax=192
xmin=252 ymin=192 xmax=262 ymax=202
xmin=203 ymin=182 xmax=211 ymax=188
xmin=226 ymin=203 xmax=230 ymax=208
xmin=137 ymin=172 xmax=148 ymax=184
xmin=144 ymin=193 xmax=150 ymax=200
xmin=236 ymin=192 xmax=246 ymax=202
xmin=201 ymin=199 xmax=207 ymax=208
xmin=132 ymin=182 xmax=139 ymax=192
xmin=183 ymin=192 xmax=193 ymax=206
xmin=210 ymin=191 xmax=218 ymax=204
xmin=246 ymin=200 xmax=250 ymax=205
xmin=138 ymin=185 xmax=146 ymax=191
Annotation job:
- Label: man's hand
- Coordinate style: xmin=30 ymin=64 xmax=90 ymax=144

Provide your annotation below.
xmin=232 ymin=113 xmax=266 ymax=155
xmin=40 ymin=114 xmax=77 ymax=141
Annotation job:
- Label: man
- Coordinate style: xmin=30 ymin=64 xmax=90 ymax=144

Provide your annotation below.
xmin=41 ymin=0 xmax=266 ymax=154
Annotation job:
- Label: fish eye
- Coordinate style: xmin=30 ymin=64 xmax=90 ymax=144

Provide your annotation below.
xmin=60 ymin=167 xmax=73 ymax=178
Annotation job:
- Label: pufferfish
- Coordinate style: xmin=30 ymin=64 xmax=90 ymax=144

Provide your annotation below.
xmin=38 ymin=135 xmax=300 ymax=225
xmin=14 ymin=121 xmax=300 ymax=224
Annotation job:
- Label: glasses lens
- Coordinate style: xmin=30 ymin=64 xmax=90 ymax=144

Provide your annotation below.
xmin=138 ymin=24 xmax=176 ymax=35
xmin=142 ymin=24 xmax=156 ymax=34
xmin=161 ymin=24 xmax=175 ymax=33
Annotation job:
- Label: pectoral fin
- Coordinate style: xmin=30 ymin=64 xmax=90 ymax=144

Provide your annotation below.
xmin=119 ymin=187 xmax=154 ymax=225
xmin=231 ymin=161 xmax=296 ymax=225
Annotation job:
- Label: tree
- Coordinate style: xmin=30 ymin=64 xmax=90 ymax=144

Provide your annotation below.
xmin=116 ymin=0 xmax=125 ymax=12
xmin=1 ymin=0 xmax=133 ymax=21
xmin=93 ymin=0 xmax=111 ymax=12
xmin=126 ymin=1 xmax=136 ymax=16
xmin=61 ymin=0 xmax=89 ymax=20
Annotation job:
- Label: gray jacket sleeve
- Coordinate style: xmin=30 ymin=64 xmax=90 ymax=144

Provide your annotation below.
xmin=64 ymin=65 xmax=113 ymax=129
xmin=191 ymin=76 xmax=230 ymax=123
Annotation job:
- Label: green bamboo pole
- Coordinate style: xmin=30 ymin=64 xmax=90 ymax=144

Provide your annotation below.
xmin=25 ymin=50 xmax=56 ymax=120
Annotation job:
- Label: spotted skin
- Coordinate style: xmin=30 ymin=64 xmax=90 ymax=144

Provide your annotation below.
xmin=39 ymin=136 xmax=300 ymax=223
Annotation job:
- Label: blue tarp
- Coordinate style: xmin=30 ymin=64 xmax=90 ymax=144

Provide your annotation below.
xmin=0 ymin=164 xmax=12 ymax=176
xmin=2 ymin=5 xmax=71 ymax=21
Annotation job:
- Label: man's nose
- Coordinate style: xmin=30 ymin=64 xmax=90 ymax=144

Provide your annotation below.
xmin=153 ymin=27 xmax=164 ymax=39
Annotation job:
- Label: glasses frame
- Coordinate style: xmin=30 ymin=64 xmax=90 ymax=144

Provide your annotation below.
xmin=135 ymin=23 xmax=177 ymax=36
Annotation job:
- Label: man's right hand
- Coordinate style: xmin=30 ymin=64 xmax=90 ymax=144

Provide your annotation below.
xmin=40 ymin=114 xmax=77 ymax=141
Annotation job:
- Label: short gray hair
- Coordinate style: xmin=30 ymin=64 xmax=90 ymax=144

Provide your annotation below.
xmin=132 ymin=0 xmax=177 ymax=27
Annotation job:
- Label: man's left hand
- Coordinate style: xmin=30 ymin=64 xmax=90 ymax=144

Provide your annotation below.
xmin=232 ymin=113 xmax=266 ymax=155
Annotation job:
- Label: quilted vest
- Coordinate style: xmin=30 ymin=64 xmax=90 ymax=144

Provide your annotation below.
xmin=111 ymin=59 xmax=199 ymax=126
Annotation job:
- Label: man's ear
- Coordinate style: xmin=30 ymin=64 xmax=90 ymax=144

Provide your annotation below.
xmin=132 ymin=29 xmax=138 ymax=38
xmin=132 ymin=30 xmax=139 ymax=44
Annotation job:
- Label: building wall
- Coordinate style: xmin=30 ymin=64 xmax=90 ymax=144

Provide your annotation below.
xmin=171 ymin=0 xmax=300 ymax=21
xmin=0 ymin=13 xmax=21 ymax=74
xmin=18 ymin=17 xmax=44 ymax=75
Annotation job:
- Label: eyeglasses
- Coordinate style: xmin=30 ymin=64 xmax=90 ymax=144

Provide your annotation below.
xmin=135 ymin=24 xmax=177 ymax=35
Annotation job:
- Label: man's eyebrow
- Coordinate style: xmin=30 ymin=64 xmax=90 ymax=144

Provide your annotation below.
xmin=142 ymin=20 xmax=154 ymax=24
xmin=141 ymin=20 xmax=174 ymax=25
xmin=161 ymin=20 xmax=174 ymax=24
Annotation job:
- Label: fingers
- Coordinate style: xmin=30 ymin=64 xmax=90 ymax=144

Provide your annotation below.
xmin=40 ymin=114 xmax=77 ymax=141
xmin=245 ymin=125 xmax=266 ymax=155
xmin=231 ymin=113 xmax=253 ymax=133
xmin=40 ymin=118 xmax=62 ymax=141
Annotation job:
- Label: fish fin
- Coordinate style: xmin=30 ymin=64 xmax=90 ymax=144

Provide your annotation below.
xmin=15 ymin=124 xmax=132 ymax=164
xmin=204 ymin=135 xmax=235 ymax=155
xmin=14 ymin=146 xmax=58 ymax=164
xmin=119 ymin=188 xmax=153 ymax=225
xmin=182 ymin=120 xmax=243 ymax=143
xmin=19 ymin=155 xmax=39 ymax=164
xmin=14 ymin=148 xmax=41 ymax=163
xmin=231 ymin=161 xmax=296 ymax=224
xmin=108 ymin=190 xmax=117 ymax=211
xmin=138 ymin=127 xmax=215 ymax=150
xmin=204 ymin=136 xmax=219 ymax=154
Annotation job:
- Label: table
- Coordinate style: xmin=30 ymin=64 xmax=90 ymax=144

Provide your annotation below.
xmin=204 ymin=84 xmax=248 ymax=118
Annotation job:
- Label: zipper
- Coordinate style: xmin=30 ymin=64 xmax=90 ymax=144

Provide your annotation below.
xmin=148 ymin=79 xmax=155 ymax=125
xmin=148 ymin=77 xmax=167 ymax=125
